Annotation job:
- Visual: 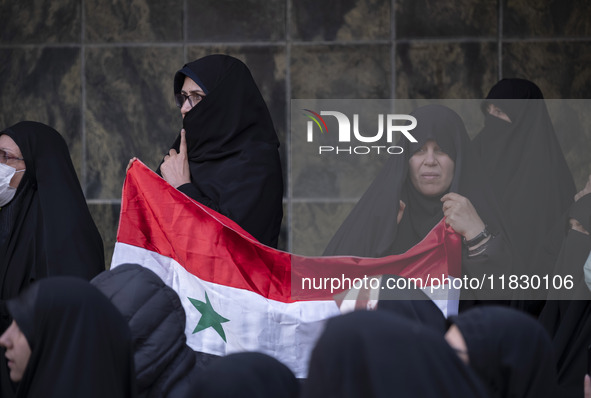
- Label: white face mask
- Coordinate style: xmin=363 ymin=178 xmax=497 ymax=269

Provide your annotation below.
xmin=584 ymin=251 xmax=591 ymax=293
xmin=0 ymin=163 xmax=25 ymax=207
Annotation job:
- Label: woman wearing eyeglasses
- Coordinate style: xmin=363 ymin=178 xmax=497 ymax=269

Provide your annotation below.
xmin=154 ymin=54 xmax=284 ymax=248
xmin=0 ymin=121 xmax=104 ymax=397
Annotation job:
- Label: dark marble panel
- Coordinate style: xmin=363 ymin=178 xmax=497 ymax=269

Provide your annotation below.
xmin=502 ymin=42 xmax=591 ymax=99
xmin=292 ymin=0 xmax=390 ymax=41
xmin=85 ymin=46 xmax=184 ymax=199
xmin=291 ymin=153 xmax=387 ymax=199
xmin=186 ymin=46 xmax=288 ymax=187
xmin=291 ymin=146 xmax=387 ymax=199
xmin=291 ymin=201 xmax=356 ymax=256
xmin=396 ymin=0 xmax=497 ymax=38
xmin=0 ymin=0 xmax=80 ymax=44
xmin=546 ymin=100 xmax=591 ymax=191
xmin=0 ymin=48 xmax=83 ymax=175
xmin=290 ymin=99 xmax=391 ymax=199
xmin=85 ymin=0 xmax=182 ymax=42
xmin=396 ymin=42 xmax=498 ymax=99
xmin=504 ymin=0 xmax=591 ymax=37
xmin=291 ymin=45 xmax=391 ymax=99
xmin=187 ymin=0 xmax=285 ymax=42
xmin=88 ymin=202 xmax=121 ymax=269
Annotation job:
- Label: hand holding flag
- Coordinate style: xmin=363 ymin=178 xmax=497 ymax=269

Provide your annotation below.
xmin=112 ymin=160 xmax=462 ymax=377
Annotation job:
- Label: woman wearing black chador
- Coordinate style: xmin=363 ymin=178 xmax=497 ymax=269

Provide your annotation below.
xmin=0 ymin=122 xmax=105 ymax=397
xmin=324 ymin=105 xmax=517 ymax=317
xmin=156 ymin=54 xmax=284 ymax=248
xmin=471 ymin=79 xmax=576 ymax=277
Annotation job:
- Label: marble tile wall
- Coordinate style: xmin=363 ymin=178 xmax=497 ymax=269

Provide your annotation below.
xmin=1 ymin=0 xmax=590 ymax=263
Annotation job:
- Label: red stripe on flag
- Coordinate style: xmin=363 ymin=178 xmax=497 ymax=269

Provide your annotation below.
xmin=117 ymin=161 xmax=462 ymax=303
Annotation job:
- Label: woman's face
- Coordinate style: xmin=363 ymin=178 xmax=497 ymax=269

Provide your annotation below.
xmin=408 ymin=140 xmax=455 ymax=197
xmin=0 ymin=320 xmax=31 ymax=382
xmin=0 ymin=134 xmax=25 ymax=188
xmin=180 ymin=76 xmax=206 ymax=119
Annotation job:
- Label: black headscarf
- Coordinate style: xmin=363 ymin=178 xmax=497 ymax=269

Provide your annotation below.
xmin=377 ymin=290 xmax=448 ymax=334
xmin=189 ymin=352 xmax=299 ymax=398
xmin=159 ymin=54 xmax=284 ymax=248
xmin=6 ymin=276 xmax=135 ymax=398
xmin=546 ymin=194 xmax=591 ymax=300
xmin=539 ymin=297 xmax=591 ymax=398
xmin=0 ymin=121 xmax=105 ymax=396
xmin=302 ymin=310 xmax=488 ymax=398
xmin=471 ymin=78 xmax=576 ymax=274
xmin=538 ymin=193 xmax=591 ymax=398
xmin=450 ymin=306 xmax=558 ymax=398
xmin=324 ymin=104 xmax=508 ymax=258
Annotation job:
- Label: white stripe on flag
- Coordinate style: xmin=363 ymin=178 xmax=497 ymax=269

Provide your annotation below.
xmin=112 ymin=242 xmax=341 ymax=378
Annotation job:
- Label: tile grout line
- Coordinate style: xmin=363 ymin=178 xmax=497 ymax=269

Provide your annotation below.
xmin=1 ymin=36 xmax=590 ymax=51
xmin=183 ymin=0 xmax=188 ymax=62
xmin=498 ymin=0 xmax=503 ymax=80
xmin=81 ymin=0 xmax=88 ymax=199
xmin=286 ymin=0 xmax=293 ymax=253
xmin=391 ymin=0 xmax=396 ymax=100
xmin=87 ymin=198 xmax=125 ymax=205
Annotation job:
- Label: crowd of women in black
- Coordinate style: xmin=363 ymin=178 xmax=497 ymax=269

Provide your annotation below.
xmin=0 ymin=53 xmax=589 ymax=397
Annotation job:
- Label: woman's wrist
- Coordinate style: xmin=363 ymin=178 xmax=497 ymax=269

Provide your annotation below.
xmin=463 ymin=225 xmax=491 ymax=248
xmin=466 ymin=227 xmax=495 ymax=257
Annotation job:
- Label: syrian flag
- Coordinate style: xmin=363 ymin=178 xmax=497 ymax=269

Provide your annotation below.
xmin=111 ymin=161 xmax=461 ymax=378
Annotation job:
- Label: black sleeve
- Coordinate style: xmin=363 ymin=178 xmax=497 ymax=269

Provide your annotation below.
xmin=177 ymin=183 xmax=221 ymax=213
xmin=0 ymin=299 xmax=11 ymax=334
xmin=461 ymin=232 xmax=515 ymax=301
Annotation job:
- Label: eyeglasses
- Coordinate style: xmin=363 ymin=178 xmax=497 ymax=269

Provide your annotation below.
xmin=174 ymin=92 xmax=205 ymax=108
xmin=0 ymin=149 xmax=24 ymax=164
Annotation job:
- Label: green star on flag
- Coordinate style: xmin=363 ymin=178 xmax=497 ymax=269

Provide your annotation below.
xmin=188 ymin=292 xmax=230 ymax=342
